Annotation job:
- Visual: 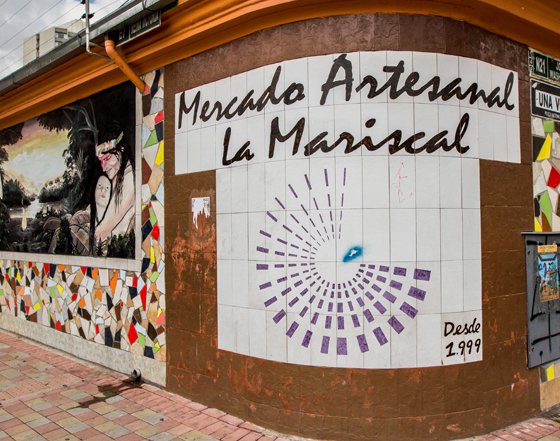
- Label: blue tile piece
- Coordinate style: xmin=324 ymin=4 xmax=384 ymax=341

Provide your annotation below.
xmin=141 ymin=258 xmax=150 ymax=273
xmin=142 ymin=123 xmax=151 ymax=147
xmin=141 ymin=220 xmax=153 ymax=242
xmin=155 ymin=121 xmax=163 ymax=142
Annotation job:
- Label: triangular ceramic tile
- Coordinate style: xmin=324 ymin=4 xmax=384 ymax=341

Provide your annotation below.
xmin=151 ymin=200 xmax=164 ymax=227
xmin=536 ymin=217 xmax=543 ymax=231
xmin=150 ymin=98 xmax=163 ymax=115
xmin=541 ymin=191 xmax=553 ymax=222
xmin=144 ymin=130 xmax=158 ymax=149
xmin=142 ymin=184 xmax=151 ymax=204
xmin=534 ymin=162 xmax=543 ymax=185
xmin=533 ymin=118 xmax=545 ymax=137
xmin=143 ymin=144 xmax=158 ymax=169
xmin=148 ymin=165 xmax=163 ymax=195
xmin=155 ymin=142 xmax=164 ymax=166
xmin=154 ymin=88 xmax=163 ymax=100
xmin=155 ymin=181 xmax=164 ymax=204
xmin=535 ymin=172 xmax=548 ymax=197
xmin=548 ymin=188 xmax=559 ymax=212
xmin=143 ymin=114 xmax=156 ymax=132
xmin=141 ymin=124 xmax=151 ymax=148
xmin=554 ymin=133 xmax=560 ymax=158
xmin=543 ymin=212 xmax=553 ymax=231
xmin=550 ymin=157 xmax=560 ymax=174
xmin=537 ymin=134 xmax=553 ymax=161
xmin=543 ymin=160 xmax=552 ymax=182
xmin=144 ymin=72 xmax=155 ymax=89
xmin=549 ymin=166 xmax=560 ymax=188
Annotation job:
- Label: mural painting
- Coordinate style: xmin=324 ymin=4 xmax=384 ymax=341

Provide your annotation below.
xmin=175 ymin=52 xmax=521 ymax=368
xmin=0 ymin=69 xmax=166 ymax=364
xmin=0 ymin=83 xmax=136 ymax=258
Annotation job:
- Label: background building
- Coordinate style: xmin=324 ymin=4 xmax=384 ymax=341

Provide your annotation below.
xmin=22 ymin=20 xmax=85 ymax=65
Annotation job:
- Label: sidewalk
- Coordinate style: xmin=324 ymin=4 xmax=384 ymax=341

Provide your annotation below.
xmin=0 ymin=330 xmax=558 ymax=441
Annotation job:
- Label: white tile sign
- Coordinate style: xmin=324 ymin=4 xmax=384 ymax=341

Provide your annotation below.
xmin=175 ymin=52 xmax=519 ymax=368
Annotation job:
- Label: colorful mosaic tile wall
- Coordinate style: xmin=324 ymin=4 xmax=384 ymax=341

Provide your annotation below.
xmin=0 ymin=69 xmax=165 ymax=362
xmin=533 ymin=117 xmax=560 ymax=231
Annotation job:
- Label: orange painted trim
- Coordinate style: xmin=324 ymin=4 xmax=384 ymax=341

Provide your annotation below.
xmin=1 ymin=0 xmax=560 ymax=129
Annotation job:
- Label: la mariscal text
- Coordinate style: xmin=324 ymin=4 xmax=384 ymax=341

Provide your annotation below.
xmin=177 ymin=54 xmax=516 ymax=165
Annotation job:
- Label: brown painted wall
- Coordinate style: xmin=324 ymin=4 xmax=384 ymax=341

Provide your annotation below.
xmin=163 ymin=14 xmax=538 ymax=441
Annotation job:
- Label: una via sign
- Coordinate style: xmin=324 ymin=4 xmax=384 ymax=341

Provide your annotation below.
xmin=531 ymin=80 xmax=560 ymax=122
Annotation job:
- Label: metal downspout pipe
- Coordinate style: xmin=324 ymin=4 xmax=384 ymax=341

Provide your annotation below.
xmin=83 ymin=0 xmax=145 ymax=92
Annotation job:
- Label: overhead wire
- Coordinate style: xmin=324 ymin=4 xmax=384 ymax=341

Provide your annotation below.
xmin=0 ymin=0 xmax=34 ymax=30
xmin=0 ymin=3 xmax=83 ymax=77
xmin=0 ymin=0 xmax=67 ymax=51
xmin=0 ymin=0 xmax=129 ymax=78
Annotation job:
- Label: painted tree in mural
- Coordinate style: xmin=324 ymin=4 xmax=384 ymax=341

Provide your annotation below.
xmin=0 ymin=124 xmax=22 ymax=250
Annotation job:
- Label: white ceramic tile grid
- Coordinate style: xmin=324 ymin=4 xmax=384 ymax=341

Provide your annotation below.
xmin=460 ymin=105 xmax=480 ymax=160
xmin=265 ymin=62 xmax=285 ymax=114
xmin=386 ymin=51 xmax=413 ymax=103
xmin=284 ymin=57 xmax=309 ymax=110
xmin=232 ymin=306 xmax=250 ymax=355
xmin=178 ymin=52 xmax=525 ymax=369
xmin=388 ymin=102 xmax=415 ymax=157
xmin=200 ymin=126 xmax=216 ymax=171
xmin=359 ymin=51 xmax=388 ymax=104
xmin=248 ymin=308 xmax=267 ymax=358
xmin=285 ymin=107 xmax=310 ymax=161
xmin=308 ymin=54 xmax=335 ymax=108
xmin=287 ymin=311 xmax=312 ymax=365
xmin=437 ymin=53 xmax=460 ymax=107
xmin=415 ymin=261 xmax=441 ymax=316
xmin=199 ymin=82 xmax=217 ymax=128
xmin=363 ymin=155 xmax=390 ymax=208
xmin=335 ymin=103 xmax=362 ymax=157
xmin=506 ymin=114 xmax=521 ymax=164
xmin=361 ymin=102 xmax=389 ymax=157
xmin=416 ymin=314 xmax=442 ymax=367
xmin=175 ymin=131 xmax=188 ymax=174
xmin=412 ymin=52 xmax=437 ymax=105
xmin=246 ymin=114 xmax=267 ymax=165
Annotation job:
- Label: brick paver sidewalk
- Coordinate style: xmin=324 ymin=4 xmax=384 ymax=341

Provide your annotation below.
xmin=0 ymin=330 xmax=559 ymax=441
xmin=0 ymin=331 xmax=293 ymax=441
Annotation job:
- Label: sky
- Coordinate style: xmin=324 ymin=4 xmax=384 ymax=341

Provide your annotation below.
xmin=3 ymin=118 xmax=68 ymax=191
xmin=0 ymin=0 xmax=127 ymax=80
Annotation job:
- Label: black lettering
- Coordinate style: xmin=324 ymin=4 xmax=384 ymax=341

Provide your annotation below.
xmin=444 ymin=322 xmax=455 ymax=337
xmin=178 ymin=90 xmax=200 ymax=129
xmin=320 ymin=54 xmax=354 ymax=105
xmin=269 ymin=117 xmax=306 ymax=158
xmin=222 ymin=127 xmax=254 ymax=166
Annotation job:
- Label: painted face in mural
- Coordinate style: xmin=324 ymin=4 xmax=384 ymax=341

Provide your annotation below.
xmin=96 ymin=131 xmax=124 ymax=181
xmin=99 ymin=152 xmax=121 ymax=181
xmin=95 ymin=175 xmax=111 ymax=209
